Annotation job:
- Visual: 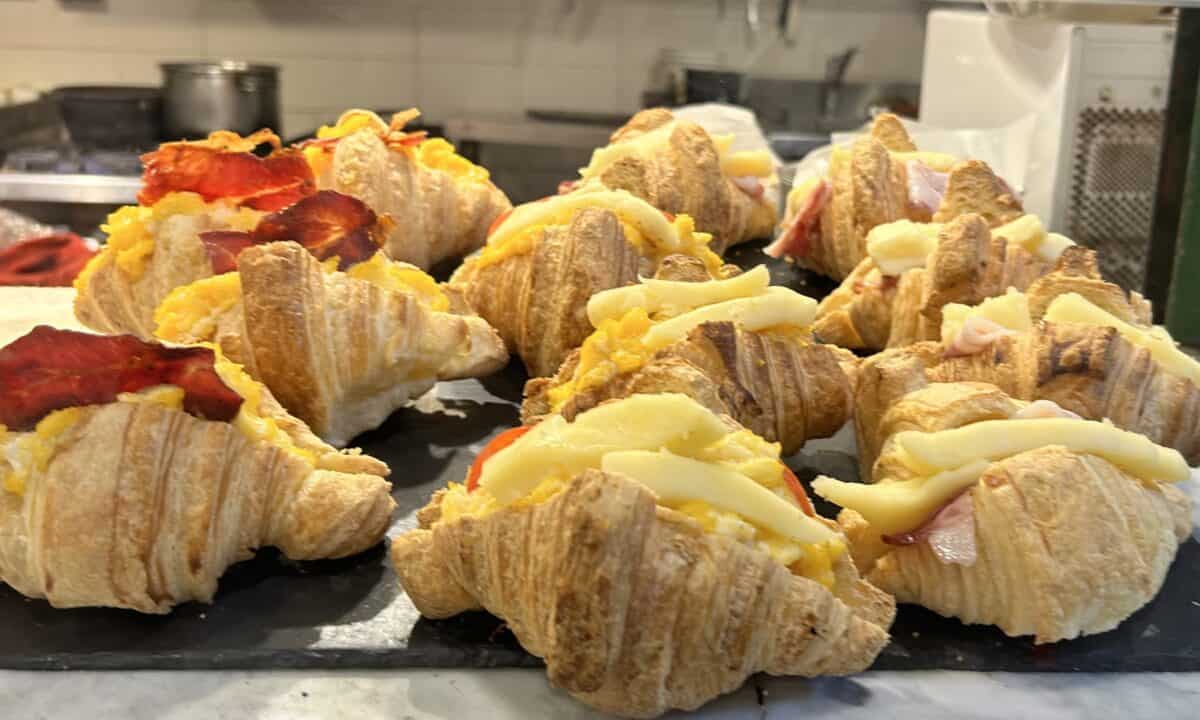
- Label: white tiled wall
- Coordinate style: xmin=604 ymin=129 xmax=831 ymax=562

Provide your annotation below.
xmin=0 ymin=0 xmax=927 ymax=138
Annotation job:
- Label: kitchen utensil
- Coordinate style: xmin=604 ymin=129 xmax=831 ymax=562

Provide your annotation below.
xmin=50 ymin=86 xmax=162 ymax=150
xmin=161 ymin=61 xmax=281 ymax=140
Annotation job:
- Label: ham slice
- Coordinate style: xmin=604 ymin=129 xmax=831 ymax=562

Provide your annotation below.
xmin=906 ymin=160 xmax=949 ymax=217
xmin=731 ymin=175 xmax=765 ymax=199
xmin=764 ymin=179 xmax=830 ymax=259
xmin=1014 ymin=399 xmax=1082 ymax=421
xmin=944 ymin=315 xmax=1017 ymax=358
xmin=883 ymin=490 xmax=977 ymax=566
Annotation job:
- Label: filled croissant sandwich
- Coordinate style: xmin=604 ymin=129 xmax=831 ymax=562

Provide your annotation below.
xmin=853 ymin=248 xmax=1200 ymax=468
xmin=300 ymin=108 xmax=511 ymax=270
xmin=152 ymin=191 xmax=508 ymax=447
xmin=768 ymin=115 xmax=1023 ymax=281
xmin=392 ymin=393 xmax=894 ymax=718
xmin=565 ymin=108 xmax=777 ymax=254
xmin=450 ymin=188 xmax=737 ymax=376
xmin=812 ymin=206 xmax=1076 ymax=351
xmin=0 ymin=327 xmax=395 ymax=614
xmin=523 ymin=261 xmax=857 ymax=454
xmin=814 ymin=381 xmax=1191 ymax=644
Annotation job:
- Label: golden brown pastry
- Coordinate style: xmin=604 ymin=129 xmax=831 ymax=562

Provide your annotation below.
xmin=853 ymin=248 xmax=1200 ymax=468
xmin=0 ymin=327 xmax=394 ymax=614
xmin=522 ymin=261 xmax=857 ymax=454
xmin=570 ymin=108 xmax=778 ymax=254
xmin=814 ymin=382 xmax=1191 ymax=644
xmin=154 ymin=241 xmax=508 ymax=448
xmin=392 ymin=394 xmax=894 ymax=717
xmin=812 ymin=208 xmax=1071 ymax=350
xmin=449 ymin=189 xmax=735 ymax=377
xmin=302 ymin=109 xmax=511 ymax=270
xmin=769 ymin=118 xmax=1022 ymax=281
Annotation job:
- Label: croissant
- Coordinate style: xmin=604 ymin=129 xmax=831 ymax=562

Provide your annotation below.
xmin=813 ymin=212 xmax=1059 ymax=350
xmin=154 ymin=241 xmax=508 ymax=447
xmin=73 ymin=193 xmax=261 ymax=338
xmin=0 ymin=330 xmax=394 ymax=614
xmin=816 ymin=382 xmax=1191 ymax=643
xmin=450 ymin=190 xmax=735 ymax=377
xmin=576 ymin=108 xmax=777 ymax=254
xmin=522 ymin=258 xmax=857 ymax=454
xmin=304 ymin=109 xmax=511 ymax=270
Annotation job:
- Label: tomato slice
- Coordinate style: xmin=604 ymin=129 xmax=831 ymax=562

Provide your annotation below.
xmin=486 ymin=208 xmax=514 ymax=237
xmin=466 ymin=425 xmax=533 ymax=492
xmin=783 ymin=467 xmax=815 ymax=517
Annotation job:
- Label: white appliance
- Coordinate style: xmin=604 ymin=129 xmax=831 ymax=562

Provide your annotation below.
xmin=919 ymin=8 xmax=1174 ymax=289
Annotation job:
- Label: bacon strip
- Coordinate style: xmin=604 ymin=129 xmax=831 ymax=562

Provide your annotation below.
xmin=198 ymin=190 xmax=386 ymax=273
xmin=944 ymin=315 xmax=1017 ymax=358
xmin=764 ymin=179 xmax=830 ymax=259
xmin=883 ymin=490 xmax=977 ymax=566
xmin=906 ymin=160 xmax=949 ymax=216
xmin=0 ymin=327 xmax=242 ymax=431
xmin=0 ymin=233 xmax=97 ymax=287
xmin=139 ymin=129 xmax=316 ymax=211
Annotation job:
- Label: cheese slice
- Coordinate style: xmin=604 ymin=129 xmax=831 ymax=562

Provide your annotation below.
xmin=812 ymin=461 xmax=990 ymax=535
xmin=1039 ymin=232 xmax=1076 ymax=262
xmin=602 ymin=450 xmax=834 ymax=544
xmin=1044 ymin=292 xmax=1200 ymax=386
xmin=866 ymin=219 xmax=942 ymax=276
xmin=720 ymin=149 xmax=774 ymax=178
xmin=476 ymin=393 xmax=732 ymax=505
xmin=587 ymin=265 xmax=770 ymax=326
xmin=641 ymin=287 xmax=817 ymax=350
xmin=893 ymin=418 xmax=1189 ymax=483
xmin=940 ymin=288 xmax=1032 ymax=345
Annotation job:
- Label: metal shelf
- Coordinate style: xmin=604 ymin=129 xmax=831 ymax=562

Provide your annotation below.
xmin=0 ymin=173 xmax=139 ymax=204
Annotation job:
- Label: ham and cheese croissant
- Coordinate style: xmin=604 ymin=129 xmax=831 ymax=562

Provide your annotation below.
xmin=154 ymin=239 xmax=507 ymax=448
xmin=812 ymin=206 xmax=1073 ymax=351
xmin=0 ymin=327 xmax=394 ymax=614
xmin=769 ymin=118 xmax=1023 ymax=281
xmin=569 ymin=108 xmax=777 ymax=254
xmin=522 ymin=260 xmax=857 ymax=454
xmin=391 ymin=394 xmax=894 ymax=718
xmin=813 ymin=382 xmax=1191 ymax=643
xmin=301 ymin=109 xmax=511 ymax=270
xmin=449 ymin=189 xmax=736 ymax=377
xmin=852 ymin=247 xmax=1200 ymax=468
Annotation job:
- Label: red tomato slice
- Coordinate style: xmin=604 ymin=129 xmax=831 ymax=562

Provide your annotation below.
xmin=486 ymin=208 xmax=514 ymax=237
xmin=783 ymin=467 xmax=816 ymax=517
xmin=466 ymin=425 xmax=533 ymax=492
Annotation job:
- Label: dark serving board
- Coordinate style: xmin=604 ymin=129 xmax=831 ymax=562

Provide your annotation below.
xmin=2 ymin=242 xmax=1198 ymax=672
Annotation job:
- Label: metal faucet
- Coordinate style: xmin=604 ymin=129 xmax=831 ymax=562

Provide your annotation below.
xmin=820 ymin=47 xmax=859 ymax=129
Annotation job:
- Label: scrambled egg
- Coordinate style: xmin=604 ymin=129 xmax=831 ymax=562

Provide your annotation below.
xmin=1 ymin=408 xmax=82 ymax=495
xmin=344 ymin=252 xmax=450 ymax=311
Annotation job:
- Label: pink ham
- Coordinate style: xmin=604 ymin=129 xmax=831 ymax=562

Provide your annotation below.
xmin=883 ymin=490 xmax=977 ymax=566
xmin=944 ymin=315 xmax=1017 ymax=358
xmin=764 ymin=179 xmax=831 ymax=259
xmin=906 ymin=160 xmax=949 ymax=216
xmin=731 ymin=175 xmax=765 ymax=199
xmin=1014 ymin=399 xmax=1082 ymax=420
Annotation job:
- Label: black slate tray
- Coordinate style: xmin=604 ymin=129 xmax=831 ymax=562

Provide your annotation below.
xmin=2 ymin=243 xmax=1198 ymax=672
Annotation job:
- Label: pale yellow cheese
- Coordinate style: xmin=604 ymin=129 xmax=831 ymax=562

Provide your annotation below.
xmin=580 ymin=122 xmax=678 ymax=180
xmin=587 ymin=264 xmax=770 ymax=326
xmin=940 ymin=288 xmax=1032 ymax=345
xmin=992 ymin=214 xmax=1076 ymax=261
xmin=117 ymin=385 xmax=185 ymax=410
xmin=1044 ymin=293 xmax=1200 ymax=386
xmin=890 ymin=150 xmax=959 ymax=172
xmin=720 ymin=149 xmax=774 ymax=178
xmin=812 ymin=461 xmax=990 ymax=535
xmin=602 ymin=450 xmax=835 ymax=544
xmin=1039 ymin=232 xmax=1076 ymax=261
xmin=893 ymin=418 xmax=1189 ymax=483
xmin=641 ymin=287 xmax=816 ymax=350
xmin=866 ymin=219 xmax=943 ymax=276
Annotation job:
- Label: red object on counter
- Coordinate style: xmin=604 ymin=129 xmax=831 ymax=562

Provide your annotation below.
xmin=0 ymin=232 xmax=98 ymax=287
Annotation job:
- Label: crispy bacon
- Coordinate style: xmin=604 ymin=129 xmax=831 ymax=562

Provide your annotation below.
xmin=198 ymin=191 xmax=385 ymax=273
xmin=764 ymin=179 xmax=830 ymax=259
xmin=139 ymin=129 xmax=316 ymax=211
xmin=883 ymin=490 xmax=977 ymax=566
xmin=944 ymin=315 xmax=1018 ymax=358
xmin=0 ymin=327 xmax=242 ymax=431
xmin=0 ymin=233 xmax=97 ymax=287
xmin=906 ymin=160 xmax=949 ymax=217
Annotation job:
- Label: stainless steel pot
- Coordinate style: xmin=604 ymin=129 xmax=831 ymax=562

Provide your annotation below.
xmin=160 ymin=61 xmax=281 ymax=140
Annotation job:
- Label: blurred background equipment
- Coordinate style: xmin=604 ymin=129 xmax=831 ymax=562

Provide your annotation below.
xmin=161 ymin=61 xmax=281 ymax=140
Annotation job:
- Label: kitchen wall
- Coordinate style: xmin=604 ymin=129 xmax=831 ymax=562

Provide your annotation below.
xmin=0 ymin=0 xmax=928 ymax=138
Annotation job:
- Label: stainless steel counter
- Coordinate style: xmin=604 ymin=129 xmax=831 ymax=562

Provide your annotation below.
xmin=0 ymin=173 xmax=139 ymax=205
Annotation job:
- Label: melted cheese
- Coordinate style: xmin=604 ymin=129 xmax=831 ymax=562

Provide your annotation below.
xmin=117 ymin=385 xmax=186 ymax=410
xmin=587 ymin=264 xmax=770 ymax=326
xmin=580 ymin=122 xmax=679 ymax=180
xmin=154 ymin=272 xmax=243 ymax=342
xmin=641 ymin=287 xmax=816 ymax=349
xmin=991 ymin=214 xmax=1076 ymax=261
xmin=1045 ymin=293 xmax=1200 ymax=385
xmin=1 ymin=408 xmax=83 ymax=495
xmin=866 ymin=219 xmax=942 ymax=276
xmin=940 ymin=288 xmax=1032 ymax=345
xmin=720 ymin=149 xmax=774 ymax=178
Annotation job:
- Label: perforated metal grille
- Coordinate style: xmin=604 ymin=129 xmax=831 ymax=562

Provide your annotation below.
xmin=1067 ymin=106 xmax=1164 ymax=289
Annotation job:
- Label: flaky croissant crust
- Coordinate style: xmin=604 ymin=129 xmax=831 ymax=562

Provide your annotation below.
xmin=392 ymin=469 xmax=894 ymax=718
